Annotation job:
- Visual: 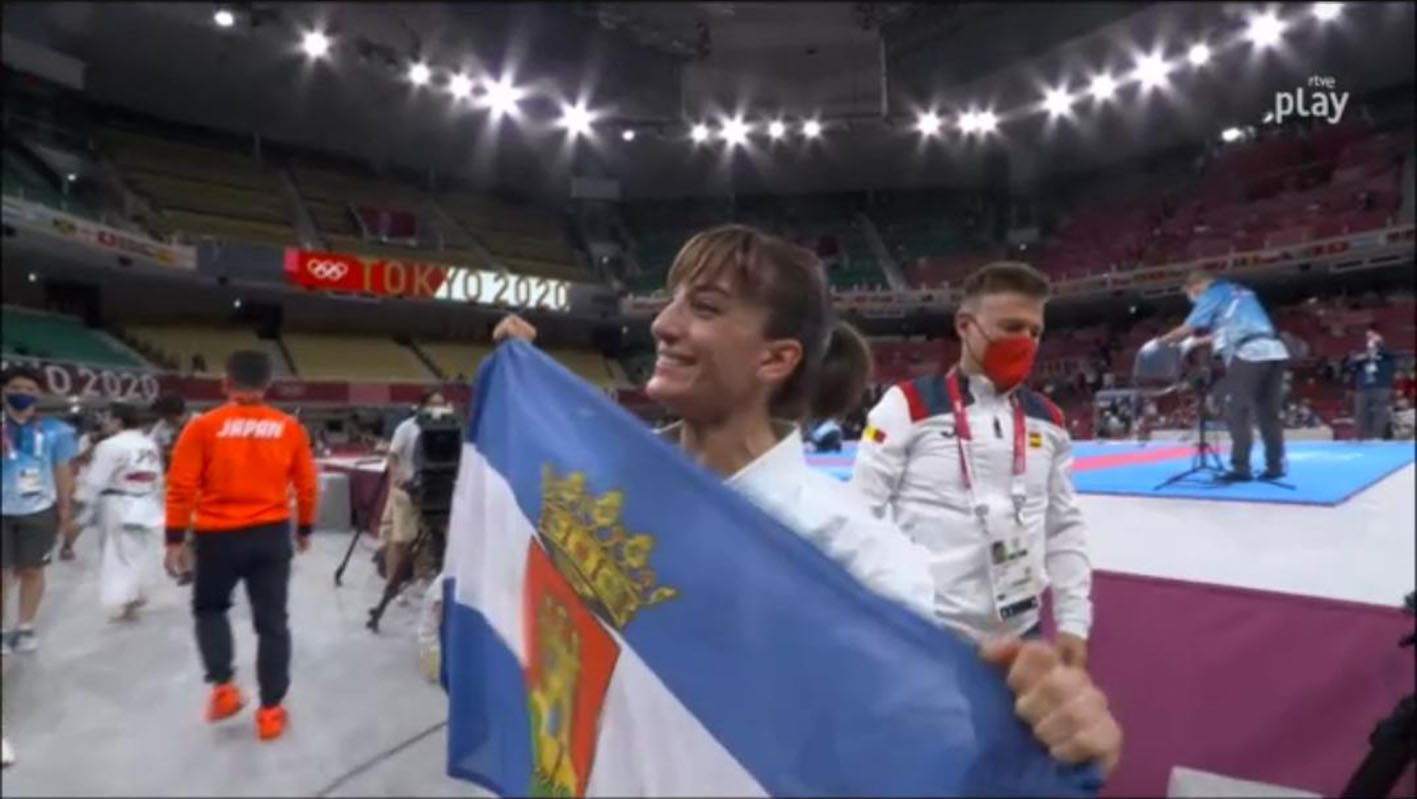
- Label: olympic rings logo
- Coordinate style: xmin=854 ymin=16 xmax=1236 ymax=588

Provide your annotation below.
xmin=306 ymin=260 xmax=350 ymax=281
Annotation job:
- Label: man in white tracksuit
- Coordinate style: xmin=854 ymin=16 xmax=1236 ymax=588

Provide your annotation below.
xmin=76 ymin=403 xmax=165 ymax=620
xmin=851 ymin=262 xmax=1093 ymax=668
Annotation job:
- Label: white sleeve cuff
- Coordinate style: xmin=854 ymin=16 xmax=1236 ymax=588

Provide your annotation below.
xmin=1055 ymin=617 xmax=1091 ymax=640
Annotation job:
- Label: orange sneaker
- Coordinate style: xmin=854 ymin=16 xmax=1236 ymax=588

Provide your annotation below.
xmin=205 ymin=682 xmax=245 ymax=722
xmin=255 ymin=705 xmax=287 ymax=741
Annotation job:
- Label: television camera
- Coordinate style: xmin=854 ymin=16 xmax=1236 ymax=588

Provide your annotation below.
xmin=334 ymin=407 xmax=463 ymax=632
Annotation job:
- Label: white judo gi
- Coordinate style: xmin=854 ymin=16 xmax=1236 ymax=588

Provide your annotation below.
xmin=75 ymin=429 xmax=165 ymax=612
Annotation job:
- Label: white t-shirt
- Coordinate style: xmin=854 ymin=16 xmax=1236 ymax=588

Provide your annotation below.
xmin=388 ymin=416 xmax=421 ymax=484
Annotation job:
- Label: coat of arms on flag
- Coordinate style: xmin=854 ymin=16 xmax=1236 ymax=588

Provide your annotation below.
xmin=521 ymin=465 xmax=680 ymax=795
xmin=441 ymin=341 xmax=1098 ymax=798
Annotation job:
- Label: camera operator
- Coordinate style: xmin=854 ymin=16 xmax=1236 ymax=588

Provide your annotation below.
xmin=1149 ymin=271 xmax=1289 ymax=482
xmin=378 ymin=391 xmax=450 ymax=600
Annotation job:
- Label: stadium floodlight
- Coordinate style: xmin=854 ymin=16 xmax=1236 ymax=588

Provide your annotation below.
xmin=448 ymin=73 xmax=473 ymax=100
xmin=1220 ymin=127 xmax=1244 ymax=142
xmin=1135 ymin=53 xmax=1170 ymax=89
xmin=408 ymin=62 xmax=431 ymax=86
xmin=917 ymin=111 xmax=943 ymax=135
xmin=233 ymin=298 xmax=243 ymax=309
xmin=1187 ymin=42 xmax=1212 ymax=67
xmin=1043 ymin=88 xmax=1073 ymax=116
xmin=1247 ymin=13 xmax=1285 ymax=48
xmin=802 ymin=119 xmax=822 ymax=138
xmin=484 ymin=76 xmax=524 ymax=117
xmin=973 ymin=110 xmax=998 ymax=133
xmin=767 ymin=120 xmax=786 ymax=139
xmin=301 ymin=30 xmax=330 ymax=59
xmin=1312 ymin=2 xmax=1342 ymax=22
xmin=721 ymin=117 xmax=750 ymax=146
xmin=690 ymin=123 xmax=710 ymax=143
xmin=27 ymin=272 xmax=37 ymax=283
xmin=1090 ymin=73 xmax=1117 ymax=101
xmin=621 ymin=128 xmax=636 ymax=142
xmin=558 ymin=103 xmax=593 ymax=137
xmin=213 ymin=8 xmax=235 ymax=28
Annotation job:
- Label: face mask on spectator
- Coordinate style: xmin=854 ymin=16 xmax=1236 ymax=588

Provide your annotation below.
xmin=4 ymin=392 xmax=38 ymax=412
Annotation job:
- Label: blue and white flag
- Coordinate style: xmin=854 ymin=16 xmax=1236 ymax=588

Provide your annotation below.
xmin=442 ymin=340 xmax=1098 ymax=797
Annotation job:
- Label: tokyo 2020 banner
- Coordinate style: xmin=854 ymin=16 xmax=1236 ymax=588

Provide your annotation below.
xmin=284 ymin=249 xmax=572 ymax=311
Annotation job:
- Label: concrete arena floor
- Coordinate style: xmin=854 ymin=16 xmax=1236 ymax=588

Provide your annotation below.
xmin=0 ymin=528 xmax=487 ymax=798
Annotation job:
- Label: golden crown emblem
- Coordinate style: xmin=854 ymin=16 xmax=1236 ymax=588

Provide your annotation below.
xmin=537 ymin=465 xmax=678 ymax=629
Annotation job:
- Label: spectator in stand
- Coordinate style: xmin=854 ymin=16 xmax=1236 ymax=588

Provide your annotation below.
xmin=1323 ymin=357 xmax=1344 ymax=386
xmin=1394 ymin=367 xmax=1415 ymax=403
xmin=1391 ymin=395 xmax=1415 ymax=440
xmin=1284 ymin=400 xmax=1322 ymax=429
xmin=1349 ymin=326 xmax=1395 ymax=440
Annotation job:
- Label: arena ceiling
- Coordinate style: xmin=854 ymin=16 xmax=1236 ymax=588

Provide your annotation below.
xmin=3 ymin=2 xmax=1413 ymax=199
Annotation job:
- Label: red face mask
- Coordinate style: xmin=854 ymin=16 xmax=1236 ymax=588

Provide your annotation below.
xmin=966 ymin=321 xmax=1039 ymax=392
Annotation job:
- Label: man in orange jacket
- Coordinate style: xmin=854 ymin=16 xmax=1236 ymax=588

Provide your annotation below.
xmin=164 ymin=350 xmax=317 ymax=741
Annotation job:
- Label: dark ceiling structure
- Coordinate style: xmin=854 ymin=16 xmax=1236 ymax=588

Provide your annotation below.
xmin=2 ymin=1 xmax=1413 ymax=200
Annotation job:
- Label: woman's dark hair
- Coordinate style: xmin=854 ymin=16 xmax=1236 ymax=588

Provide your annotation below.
xmin=151 ymin=393 xmax=186 ymax=418
xmin=107 ymin=402 xmax=142 ymax=430
xmin=666 ymin=224 xmax=873 ymax=421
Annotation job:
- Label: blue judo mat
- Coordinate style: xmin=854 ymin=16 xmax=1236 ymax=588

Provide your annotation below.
xmin=806 ymin=440 xmax=1414 ymax=507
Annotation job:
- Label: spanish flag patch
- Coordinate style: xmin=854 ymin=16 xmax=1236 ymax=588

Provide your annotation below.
xmin=864 ymin=425 xmax=887 ymax=444
xmin=1028 ymin=431 xmax=1044 ymax=449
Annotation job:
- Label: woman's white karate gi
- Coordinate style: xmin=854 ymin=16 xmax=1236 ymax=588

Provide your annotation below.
xmin=76 ymin=426 xmax=165 ymax=619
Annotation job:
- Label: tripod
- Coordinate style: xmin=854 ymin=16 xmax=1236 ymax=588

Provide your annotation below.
xmin=334 ymin=470 xmax=389 ymax=587
xmin=1153 ymin=382 xmax=1228 ymax=490
xmin=366 ymin=516 xmax=445 ymax=633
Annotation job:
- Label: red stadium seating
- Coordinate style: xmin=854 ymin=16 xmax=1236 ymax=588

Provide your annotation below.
xmin=905 ymin=121 xmax=1411 ymax=289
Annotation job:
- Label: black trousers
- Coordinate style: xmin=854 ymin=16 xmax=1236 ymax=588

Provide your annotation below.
xmin=192 ymin=523 xmax=293 ymax=708
xmin=1225 ymin=358 xmax=1288 ymax=474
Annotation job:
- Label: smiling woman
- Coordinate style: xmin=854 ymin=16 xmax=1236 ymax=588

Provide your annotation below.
xmin=647 ymin=224 xmax=871 ymax=433
xmin=492 ymin=224 xmax=937 ymax=613
xmin=489 ymin=226 xmax=1124 ymax=778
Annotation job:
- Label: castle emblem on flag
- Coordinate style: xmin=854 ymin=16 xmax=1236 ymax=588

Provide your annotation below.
xmin=537 ymin=465 xmax=679 ymax=629
xmin=528 ymin=595 xmax=583 ymax=795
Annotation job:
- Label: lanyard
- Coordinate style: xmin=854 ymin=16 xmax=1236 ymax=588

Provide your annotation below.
xmin=3 ymin=419 xmax=40 ymax=462
xmin=944 ymin=370 xmax=1027 ymax=531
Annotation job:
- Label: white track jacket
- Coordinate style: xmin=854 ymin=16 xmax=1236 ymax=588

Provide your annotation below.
xmin=850 ymin=371 xmax=1093 ymax=641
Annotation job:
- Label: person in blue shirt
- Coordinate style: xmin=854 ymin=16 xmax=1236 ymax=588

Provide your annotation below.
xmin=1348 ymin=326 xmax=1396 ymax=440
xmin=1150 ymin=272 xmax=1290 ymax=481
xmin=2 ymin=365 xmax=78 ymax=655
